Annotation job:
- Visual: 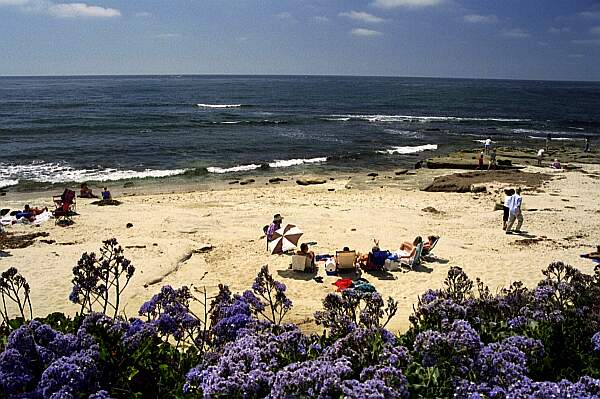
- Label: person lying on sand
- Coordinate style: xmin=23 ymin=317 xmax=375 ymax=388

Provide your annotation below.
xmin=581 ymin=246 xmax=600 ymax=260
xmin=16 ymin=204 xmax=47 ymax=222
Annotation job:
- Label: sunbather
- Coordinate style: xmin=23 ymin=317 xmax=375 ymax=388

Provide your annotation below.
xmin=422 ymin=235 xmax=439 ymax=255
xmin=582 ymin=246 xmax=600 ymax=260
xmin=398 ymin=236 xmax=423 ymax=259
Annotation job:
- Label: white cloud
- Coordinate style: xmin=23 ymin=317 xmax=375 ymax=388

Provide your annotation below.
xmin=276 ymin=12 xmax=293 ymax=19
xmin=48 ymin=3 xmax=120 ymax=17
xmin=154 ymin=33 xmax=181 ymax=39
xmin=591 ymin=26 xmax=600 ymax=35
xmin=0 ymin=0 xmax=29 ymax=5
xmin=313 ymin=15 xmax=329 ymax=23
xmin=372 ymin=0 xmax=444 ymax=9
xmin=572 ymin=38 xmax=600 ymax=45
xmin=340 ymin=10 xmax=384 ymax=23
xmin=501 ymin=28 xmax=530 ymax=39
xmin=0 ymin=0 xmax=120 ymax=17
xmin=578 ymin=11 xmax=600 ymax=19
xmin=548 ymin=27 xmax=570 ymax=34
xmin=463 ymin=14 xmax=498 ymax=24
xmin=351 ymin=28 xmax=383 ymax=37
xmin=134 ymin=11 xmax=151 ymax=18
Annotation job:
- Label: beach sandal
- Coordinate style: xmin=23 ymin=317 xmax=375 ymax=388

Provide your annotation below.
xmin=313 ymin=276 xmax=323 ymax=283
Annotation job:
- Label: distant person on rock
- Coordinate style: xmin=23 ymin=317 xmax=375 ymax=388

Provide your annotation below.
xmin=550 ymin=159 xmax=562 ymax=169
xmin=506 ymin=188 xmax=523 ymax=234
xmin=477 ymin=151 xmax=484 ymax=170
xmin=584 ymin=138 xmax=591 ymax=153
xmin=484 ymin=137 xmax=492 ymax=154
xmin=537 ymin=149 xmax=545 ymax=166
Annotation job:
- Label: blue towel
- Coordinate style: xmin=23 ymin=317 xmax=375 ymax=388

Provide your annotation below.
xmin=315 ymin=254 xmax=333 ymax=261
xmin=387 ymin=254 xmax=399 ymax=261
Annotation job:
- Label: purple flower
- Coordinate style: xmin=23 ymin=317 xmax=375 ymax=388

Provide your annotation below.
xmin=592 ymin=332 xmax=600 ymax=352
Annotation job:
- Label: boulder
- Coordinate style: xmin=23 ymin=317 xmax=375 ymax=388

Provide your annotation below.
xmin=367 ymin=172 xmax=378 ymax=177
xmin=269 ymin=177 xmax=286 ymax=183
xmin=239 ymin=179 xmax=255 ymax=186
xmin=394 ymin=169 xmax=409 ymax=175
xmin=296 ymin=178 xmax=326 ymax=186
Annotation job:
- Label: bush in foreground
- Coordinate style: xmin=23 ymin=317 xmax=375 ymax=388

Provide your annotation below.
xmin=1 ymin=239 xmax=600 ymax=398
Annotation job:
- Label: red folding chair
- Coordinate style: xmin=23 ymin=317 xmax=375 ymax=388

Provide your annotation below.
xmin=52 ymin=188 xmax=77 ymax=225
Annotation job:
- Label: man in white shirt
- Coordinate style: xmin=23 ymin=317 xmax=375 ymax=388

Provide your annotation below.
xmin=537 ymin=149 xmax=544 ymax=166
xmin=484 ymin=137 xmax=492 ymax=154
xmin=505 ymin=188 xmax=523 ymax=234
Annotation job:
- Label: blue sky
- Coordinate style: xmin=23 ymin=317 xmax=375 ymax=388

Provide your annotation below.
xmin=1 ymin=0 xmax=599 ymax=80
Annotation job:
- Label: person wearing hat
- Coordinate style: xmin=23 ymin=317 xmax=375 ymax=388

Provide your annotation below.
xmin=266 ymin=214 xmax=283 ymax=241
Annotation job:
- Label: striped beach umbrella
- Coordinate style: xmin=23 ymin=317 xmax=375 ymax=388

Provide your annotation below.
xmin=268 ymin=224 xmax=303 ymax=255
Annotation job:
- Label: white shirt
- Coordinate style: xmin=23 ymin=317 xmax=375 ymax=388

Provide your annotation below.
xmin=503 ymin=195 xmax=511 ymax=208
xmin=508 ymin=193 xmax=522 ymax=215
xmin=485 ymin=139 xmax=492 ymax=147
xmin=537 ymin=149 xmax=544 ymax=157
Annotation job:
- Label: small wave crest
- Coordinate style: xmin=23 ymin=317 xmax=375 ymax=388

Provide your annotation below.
xmin=206 ymin=164 xmax=262 ymax=174
xmin=0 ymin=162 xmax=188 ymax=185
xmin=0 ymin=179 xmax=19 ymax=189
xmin=527 ymin=136 xmax=583 ymax=141
xmin=268 ymin=157 xmax=327 ymax=168
xmin=207 ymin=157 xmax=328 ymax=174
xmin=378 ymin=144 xmax=438 ymax=155
xmin=330 ymin=114 xmax=529 ymax=123
xmin=197 ymin=103 xmax=243 ymax=108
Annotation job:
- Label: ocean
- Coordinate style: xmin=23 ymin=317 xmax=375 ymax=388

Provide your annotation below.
xmin=1 ymin=75 xmax=599 ymax=190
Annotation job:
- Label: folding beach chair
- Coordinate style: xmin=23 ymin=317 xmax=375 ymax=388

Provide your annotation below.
xmin=401 ymin=242 xmax=423 ymax=270
xmin=336 ymin=250 xmax=357 ymax=273
xmin=52 ymin=189 xmax=77 ymax=225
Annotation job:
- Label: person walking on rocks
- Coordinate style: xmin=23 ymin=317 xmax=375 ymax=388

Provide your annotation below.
xmin=506 ymin=188 xmax=524 ymax=234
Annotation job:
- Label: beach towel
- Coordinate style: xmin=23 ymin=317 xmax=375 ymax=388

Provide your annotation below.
xmin=32 ymin=211 xmax=52 ymax=226
xmin=316 ymin=254 xmax=334 ymax=261
xmin=353 ymin=280 xmax=376 ymax=293
xmin=333 ymin=278 xmax=353 ymax=292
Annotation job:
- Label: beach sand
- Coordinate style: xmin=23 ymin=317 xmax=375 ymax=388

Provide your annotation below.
xmin=1 ymin=163 xmax=599 ymax=333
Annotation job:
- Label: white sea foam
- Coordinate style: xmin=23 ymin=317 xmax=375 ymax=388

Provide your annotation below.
xmin=197 ymin=103 xmax=242 ymax=108
xmin=378 ymin=144 xmax=438 ymax=155
xmin=0 ymin=162 xmax=187 ymax=184
xmin=268 ymin=157 xmax=327 ymax=168
xmin=331 ymin=114 xmax=529 ymax=123
xmin=527 ymin=136 xmax=582 ymax=141
xmin=322 ymin=117 xmax=351 ymax=121
xmin=206 ymin=164 xmax=262 ymax=174
xmin=0 ymin=179 xmax=19 ymax=188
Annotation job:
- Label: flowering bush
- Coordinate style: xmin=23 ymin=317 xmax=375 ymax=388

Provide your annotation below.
xmin=1 ymin=242 xmax=600 ymax=398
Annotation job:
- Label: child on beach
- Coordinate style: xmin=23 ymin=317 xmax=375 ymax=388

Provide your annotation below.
xmin=502 ymin=188 xmax=515 ymax=230
xmin=506 ymin=188 xmax=524 ymax=234
xmin=101 ymin=187 xmax=112 ymax=201
xmin=488 ymin=148 xmax=497 ymax=170
xmin=477 ymin=151 xmax=484 ymax=170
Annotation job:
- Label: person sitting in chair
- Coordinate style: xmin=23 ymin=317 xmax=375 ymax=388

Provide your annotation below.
xmin=101 ymin=187 xmax=112 ymax=201
xmin=297 ymin=243 xmax=316 ymax=269
xmin=266 ymin=213 xmax=283 ymax=241
xmin=421 ymin=235 xmax=439 ymax=255
xmin=398 ymin=236 xmax=423 ymax=260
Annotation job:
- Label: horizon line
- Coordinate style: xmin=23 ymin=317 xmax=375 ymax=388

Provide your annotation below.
xmin=0 ymin=72 xmax=599 ymax=84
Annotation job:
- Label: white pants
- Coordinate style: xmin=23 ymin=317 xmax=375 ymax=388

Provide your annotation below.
xmin=506 ymin=212 xmax=523 ymax=232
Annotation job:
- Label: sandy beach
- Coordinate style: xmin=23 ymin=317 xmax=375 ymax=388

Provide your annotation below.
xmin=1 ymin=161 xmax=599 ymax=333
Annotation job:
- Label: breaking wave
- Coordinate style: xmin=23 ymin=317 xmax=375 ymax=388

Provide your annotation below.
xmin=378 ymin=144 xmax=438 ymax=155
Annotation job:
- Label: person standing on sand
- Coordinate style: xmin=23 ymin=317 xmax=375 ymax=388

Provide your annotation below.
xmin=477 ymin=151 xmax=484 ymax=170
xmin=502 ymin=188 xmax=514 ymax=230
xmin=584 ymin=138 xmax=591 ymax=153
xmin=506 ymin=188 xmax=524 ymax=234
xmin=488 ymin=148 xmax=497 ymax=170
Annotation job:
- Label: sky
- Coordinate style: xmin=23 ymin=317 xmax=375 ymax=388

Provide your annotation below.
xmin=1 ymin=0 xmax=600 ymax=80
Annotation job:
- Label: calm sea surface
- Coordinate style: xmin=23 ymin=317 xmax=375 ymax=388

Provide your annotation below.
xmin=1 ymin=75 xmax=599 ymax=189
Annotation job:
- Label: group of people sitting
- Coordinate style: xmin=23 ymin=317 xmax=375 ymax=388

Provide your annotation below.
xmin=80 ymin=183 xmax=111 ymax=200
